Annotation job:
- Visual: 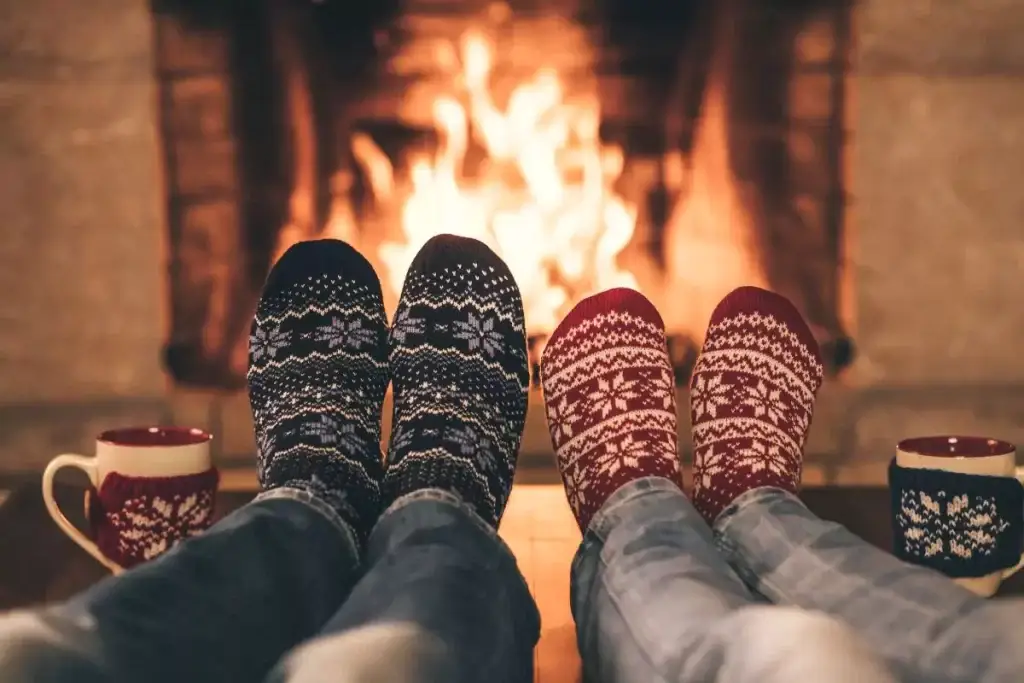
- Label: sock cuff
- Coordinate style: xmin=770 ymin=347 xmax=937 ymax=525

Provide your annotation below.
xmin=889 ymin=459 xmax=1024 ymax=578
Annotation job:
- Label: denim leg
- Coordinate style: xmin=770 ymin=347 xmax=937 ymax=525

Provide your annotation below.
xmin=714 ymin=487 xmax=1024 ymax=683
xmin=269 ymin=489 xmax=540 ymax=683
xmin=0 ymin=488 xmax=361 ymax=683
xmin=573 ymin=477 xmax=896 ymax=683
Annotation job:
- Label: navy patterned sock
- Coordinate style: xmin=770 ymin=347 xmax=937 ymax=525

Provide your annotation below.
xmin=248 ymin=239 xmax=389 ymax=546
xmin=384 ymin=234 xmax=530 ymax=527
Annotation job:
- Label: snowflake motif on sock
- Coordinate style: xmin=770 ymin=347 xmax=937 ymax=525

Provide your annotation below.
xmin=299 ymin=415 xmax=365 ymax=455
xmin=300 ymin=414 xmax=339 ymax=444
xmin=316 ymin=317 xmax=376 ymax=350
xmin=647 ymin=370 xmax=675 ymax=410
xmin=389 ymin=425 xmax=416 ymax=454
xmin=548 ymin=395 xmax=580 ymax=440
xmin=444 ymin=425 xmax=496 ymax=475
xmin=392 ymin=307 xmax=426 ymax=343
xmin=251 ymin=324 xmax=290 ymax=361
xmin=693 ymin=445 xmax=727 ymax=493
xmin=588 ymin=372 xmax=641 ymax=419
xmin=565 ymin=464 xmax=590 ymax=515
xmin=735 ymin=439 xmax=794 ymax=480
xmin=593 ymin=434 xmax=647 ymax=477
xmin=651 ymin=435 xmax=681 ymax=471
xmin=691 ymin=373 xmax=732 ymax=419
xmin=739 ymin=380 xmax=787 ymax=425
xmin=453 ymin=312 xmax=503 ymax=357
xmin=256 ymin=430 xmax=274 ymax=463
xmin=899 ymin=490 xmax=1010 ymax=560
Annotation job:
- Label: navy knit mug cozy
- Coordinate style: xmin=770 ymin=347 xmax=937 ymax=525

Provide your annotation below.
xmin=889 ymin=459 xmax=1024 ymax=579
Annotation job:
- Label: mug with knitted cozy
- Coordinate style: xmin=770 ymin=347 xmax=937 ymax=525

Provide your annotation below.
xmin=889 ymin=435 xmax=1024 ymax=597
xmin=41 ymin=427 xmax=219 ymax=573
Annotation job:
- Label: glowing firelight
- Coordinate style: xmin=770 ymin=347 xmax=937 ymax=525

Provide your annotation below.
xmin=351 ymin=30 xmax=639 ymax=335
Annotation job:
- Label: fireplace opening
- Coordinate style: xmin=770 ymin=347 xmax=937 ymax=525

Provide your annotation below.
xmin=155 ymin=0 xmax=853 ymax=391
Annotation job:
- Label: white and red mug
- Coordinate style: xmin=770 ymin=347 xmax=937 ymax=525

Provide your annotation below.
xmin=890 ymin=435 xmax=1024 ymax=597
xmin=42 ymin=427 xmax=219 ymax=574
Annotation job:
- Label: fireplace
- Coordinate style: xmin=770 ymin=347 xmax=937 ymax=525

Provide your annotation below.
xmin=3 ymin=0 xmax=1023 ymax=486
xmin=155 ymin=0 xmax=853 ymax=390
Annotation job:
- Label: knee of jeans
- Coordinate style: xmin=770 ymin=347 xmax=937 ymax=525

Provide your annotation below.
xmin=723 ymin=606 xmax=895 ymax=683
xmin=0 ymin=610 xmax=105 ymax=683
xmin=273 ymin=622 xmax=452 ymax=683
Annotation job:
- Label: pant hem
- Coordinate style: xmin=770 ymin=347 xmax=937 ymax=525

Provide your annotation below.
xmin=253 ymin=487 xmax=360 ymax=558
xmin=376 ymin=487 xmax=520 ymax=562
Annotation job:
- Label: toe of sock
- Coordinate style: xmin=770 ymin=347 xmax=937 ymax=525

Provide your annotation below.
xmin=708 ymin=286 xmax=820 ymax=362
xmin=265 ymin=239 xmax=380 ymax=294
xmin=406 ymin=234 xmax=511 ymax=277
xmin=544 ymin=288 xmax=664 ymax=360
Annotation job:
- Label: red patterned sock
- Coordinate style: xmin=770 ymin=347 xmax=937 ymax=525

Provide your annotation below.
xmin=690 ymin=286 xmax=824 ymax=524
xmin=542 ymin=288 xmax=681 ymax=533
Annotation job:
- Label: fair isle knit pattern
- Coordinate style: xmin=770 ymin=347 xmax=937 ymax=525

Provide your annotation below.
xmin=889 ymin=460 xmax=1024 ymax=578
xmin=248 ymin=240 xmax=389 ymax=546
xmin=542 ymin=288 xmax=681 ymax=532
xmin=690 ymin=286 xmax=824 ymax=524
xmin=384 ymin=235 xmax=530 ymax=528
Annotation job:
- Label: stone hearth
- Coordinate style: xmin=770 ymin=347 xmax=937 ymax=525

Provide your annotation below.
xmin=2 ymin=0 xmax=1024 ymax=485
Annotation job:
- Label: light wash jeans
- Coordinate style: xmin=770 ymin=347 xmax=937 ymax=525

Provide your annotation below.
xmin=715 ymin=486 xmax=1024 ymax=683
xmin=0 ymin=487 xmax=539 ymax=683
xmin=573 ymin=477 xmax=895 ymax=683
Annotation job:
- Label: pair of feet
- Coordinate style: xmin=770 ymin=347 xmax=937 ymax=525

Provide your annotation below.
xmin=542 ymin=285 xmax=824 ymax=531
xmin=249 ymin=233 xmax=825 ymax=548
xmin=248 ymin=235 xmax=530 ymax=547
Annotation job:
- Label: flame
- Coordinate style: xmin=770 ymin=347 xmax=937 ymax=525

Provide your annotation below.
xmin=660 ymin=58 xmax=767 ymax=343
xmin=354 ymin=30 xmax=638 ymax=335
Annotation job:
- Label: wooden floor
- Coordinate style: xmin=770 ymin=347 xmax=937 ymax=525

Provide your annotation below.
xmin=500 ymin=485 xmax=583 ymax=683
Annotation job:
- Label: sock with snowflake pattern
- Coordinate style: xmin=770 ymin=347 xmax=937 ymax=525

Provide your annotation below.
xmin=248 ymin=239 xmax=389 ymax=547
xmin=689 ymin=286 xmax=824 ymax=525
xmin=541 ymin=288 xmax=682 ymax=533
xmin=383 ymin=235 xmax=530 ymax=528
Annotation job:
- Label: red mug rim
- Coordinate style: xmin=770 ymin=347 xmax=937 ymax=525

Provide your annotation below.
xmin=897 ymin=435 xmax=1014 ymax=458
xmin=98 ymin=427 xmax=212 ymax=448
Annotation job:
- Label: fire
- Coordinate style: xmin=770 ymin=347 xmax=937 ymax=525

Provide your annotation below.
xmin=265 ymin=21 xmax=766 ymax=361
xmin=351 ymin=30 xmax=639 ymax=335
xmin=660 ymin=69 xmax=768 ymax=344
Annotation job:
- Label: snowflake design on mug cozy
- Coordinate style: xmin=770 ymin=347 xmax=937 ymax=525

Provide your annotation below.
xmin=898 ymin=489 xmax=1010 ymax=560
xmin=109 ymin=492 xmax=215 ymax=561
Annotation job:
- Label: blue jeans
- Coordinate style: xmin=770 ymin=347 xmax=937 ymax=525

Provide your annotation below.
xmin=3 ymin=480 xmax=1020 ymax=683
xmin=715 ymin=487 xmax=1024 ymax=683
xmin=0 ymin=488 xmax=539 ymax=683
xmin=573 ymin=478 xmax=895 ymax=683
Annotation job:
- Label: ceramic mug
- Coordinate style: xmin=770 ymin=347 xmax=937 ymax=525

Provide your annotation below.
xmin=892 ymin=435 xmax=1024 ymax=597
xmin=42 ymin=426 xmax=219 ymax=574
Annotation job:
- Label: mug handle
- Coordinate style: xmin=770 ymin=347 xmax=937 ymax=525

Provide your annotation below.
xmin=41 ymin=454 xmax=123 ymax=574
xmin=1004 ymin=466 xmax=1024 ymax=579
